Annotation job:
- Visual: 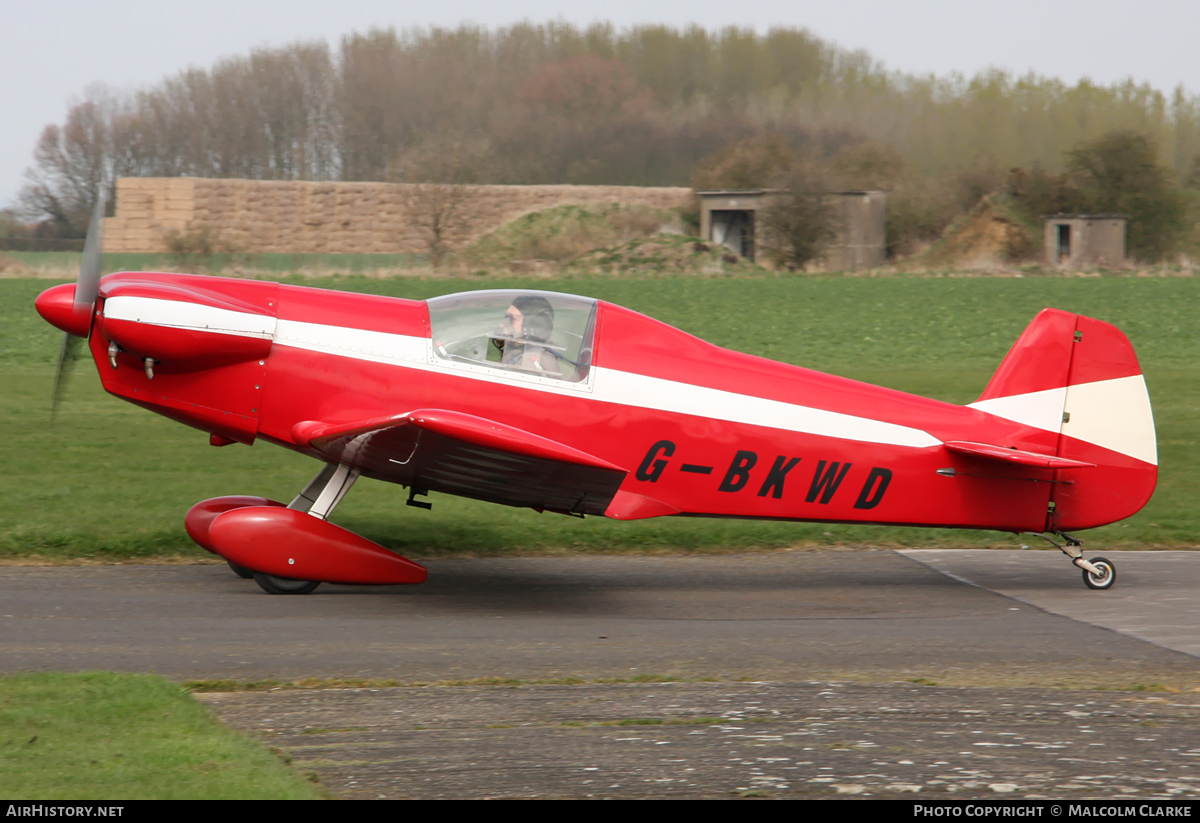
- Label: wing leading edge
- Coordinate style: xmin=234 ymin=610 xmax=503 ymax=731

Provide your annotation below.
xmin=292 ymin=409 xmax=628 ymax=516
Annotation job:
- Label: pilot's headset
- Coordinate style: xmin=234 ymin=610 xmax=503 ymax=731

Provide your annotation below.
xmin=511 ymin=295 xmax=555 ymax=344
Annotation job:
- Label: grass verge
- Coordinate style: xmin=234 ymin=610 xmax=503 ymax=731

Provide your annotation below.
xmin=0 ymin=672 xmax=323 ymax=799
xmin=184 ymin=673 xmax=709 ymax=692
xmin=184 ymin=672 xmax=1200 ymax=694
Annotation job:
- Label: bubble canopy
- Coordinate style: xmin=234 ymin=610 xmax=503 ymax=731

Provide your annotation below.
xmin=427 ymin=290 xmax=597 ymax=383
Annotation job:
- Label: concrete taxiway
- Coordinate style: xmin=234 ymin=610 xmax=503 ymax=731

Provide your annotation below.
xmin=903 ymin=550 xmax=1200 ymax=659
xmin=199 ymin=679 xmax=1200 ymax=800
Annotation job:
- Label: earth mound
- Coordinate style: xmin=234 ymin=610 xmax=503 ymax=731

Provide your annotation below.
xmin=462 ymin=203 xmax=677 ymax=271
xmin=916 ymin=195 xmax=1038 ymax=268
xmin=567 ymin=233 xmax=767 ymax=275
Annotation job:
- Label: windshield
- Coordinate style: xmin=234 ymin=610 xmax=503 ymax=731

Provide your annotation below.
xmin=427 ymin=290 xmax=597 ymax=383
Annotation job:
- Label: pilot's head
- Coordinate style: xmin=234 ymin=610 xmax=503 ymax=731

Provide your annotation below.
xmin=507 ymin=295 xmax=555 ymax=344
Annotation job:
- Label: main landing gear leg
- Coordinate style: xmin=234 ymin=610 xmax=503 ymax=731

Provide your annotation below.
xmin=1023 ymin=531 xmax=1116 ymax=590
xmin=252 ymin=463 xmax=361 ymax=595
xmin=288 ymin=462 xmax=360 ymax=518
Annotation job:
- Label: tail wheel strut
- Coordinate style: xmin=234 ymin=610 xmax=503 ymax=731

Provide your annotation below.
xmin=1023 ymin=531 xmax=1117 ymax=591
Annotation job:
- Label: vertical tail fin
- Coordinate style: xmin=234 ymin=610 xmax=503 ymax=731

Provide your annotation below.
xmin=971 ymin=308 xmax=1077 ymax=433
xmin=969 ymin=309 xmax=1157 ymax=530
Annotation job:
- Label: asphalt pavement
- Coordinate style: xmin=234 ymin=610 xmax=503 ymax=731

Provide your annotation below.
xmin=6 ymin=549 xmax=1199 ymax=799
xmin=1 ymin=550 xmax=1196 ymax=687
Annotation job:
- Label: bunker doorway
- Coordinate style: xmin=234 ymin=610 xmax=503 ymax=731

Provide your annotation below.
xmin=709 ymin=209 xmax=756 ymax=262
xmin=1057 ymin=223 xmax=1071 ymax=264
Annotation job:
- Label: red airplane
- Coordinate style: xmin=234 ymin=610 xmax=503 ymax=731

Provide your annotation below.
xmin=35 ymin=200 xmax=1156 ymax=594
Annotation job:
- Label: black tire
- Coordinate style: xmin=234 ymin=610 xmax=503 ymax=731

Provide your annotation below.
xmin=1082 ymin=556 xmax=1116 ymax=590
xmin=253 ymin=572 xmax=321 ymax=595
xmin=228 ymin=561 xmax=255 ymax=579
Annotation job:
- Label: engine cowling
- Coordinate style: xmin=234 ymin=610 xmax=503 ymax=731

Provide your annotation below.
xmin=98 ymin=278 xmax=275 ymax=373
xmin=84 ymin=273 xmax=280 ymax=446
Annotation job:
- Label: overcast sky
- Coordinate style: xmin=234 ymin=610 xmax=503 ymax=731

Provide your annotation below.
xmin=3 ymin=0 xmax=1197 ymax=209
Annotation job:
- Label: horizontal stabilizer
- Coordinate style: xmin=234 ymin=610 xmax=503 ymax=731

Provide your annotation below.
xmin=944 ymin=440 xmax=1096 ymax=469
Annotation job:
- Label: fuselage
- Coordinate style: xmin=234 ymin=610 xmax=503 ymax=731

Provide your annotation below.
xmin=40 ymin=272 xmax=1155 ymax=534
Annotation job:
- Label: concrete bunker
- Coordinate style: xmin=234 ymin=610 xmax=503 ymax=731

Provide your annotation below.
xmin=697 ymin=189 xmax=887 ymax=270
xmin=1043 ymin=214 xmax=1127 ymax=267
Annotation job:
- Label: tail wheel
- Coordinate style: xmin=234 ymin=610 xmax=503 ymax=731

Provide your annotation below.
xmin=1082 ymin=557 xmax=1116 ymax=590
xmin=253 ymin=572 xmax=320 ymax=595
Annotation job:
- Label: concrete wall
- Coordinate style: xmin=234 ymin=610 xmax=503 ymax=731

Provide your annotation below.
xmin=697 ymin=190 xmax=887 ymax=270
xmin=1043 ymin=215 xmax=1127 ymax=267
xmin=102 ymin=177 xmax=694 ymax=254
xmin=825 ymin=191 xmax=887 ymax=271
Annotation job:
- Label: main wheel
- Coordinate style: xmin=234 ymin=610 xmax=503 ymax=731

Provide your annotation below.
xmin=228 ymin=561 xmax=254 ymax=579
xmin=1082 ymin=557 xmax=1116 ymax=590
xmin=253 ymin=572 xmax=321 ymax=595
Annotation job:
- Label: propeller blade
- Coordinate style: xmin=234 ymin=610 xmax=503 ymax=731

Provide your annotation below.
xmin=51 ymin=183 xmax=105 ymax=421
xmin=51 ymin=332 xmax=83 ymax=422
xmin=73 ymin=183 xmax=107 ymax=314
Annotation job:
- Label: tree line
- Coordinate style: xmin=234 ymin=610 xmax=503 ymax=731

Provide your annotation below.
xmin=16 ymin=22 xmax=1200 ymax=260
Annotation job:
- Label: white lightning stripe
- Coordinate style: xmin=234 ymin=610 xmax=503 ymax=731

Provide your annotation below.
xmin=968 ymin=387 xmax=1067 ymax=433
xmin=105 ymin=296 xmax=942 ymax=449
xmin=593 ymin=369 xmax=941 ymax=448
xmin=104 ymin=295 xmax=275 ymax=338
xmin=274 ymin=317 xmax=940 ymax=447
xmin=275 ymin=319 xmax=428 ymax=364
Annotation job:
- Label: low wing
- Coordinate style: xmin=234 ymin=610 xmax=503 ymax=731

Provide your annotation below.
xmin=292 ymin=409 xmax=628 ymax=516
xmin=944 ymin=440 xmax=1096 ymax=469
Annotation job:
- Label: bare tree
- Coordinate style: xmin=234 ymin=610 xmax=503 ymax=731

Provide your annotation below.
xmin=390 ymin=133 xmax=489 ymax=267
xmin=17 ymin=21 xmax=1200 ymax=243
xmin=19 ymin=87 xmax=119 ymax=235
xmin=758 ymin=166 xmax=842 ymax=270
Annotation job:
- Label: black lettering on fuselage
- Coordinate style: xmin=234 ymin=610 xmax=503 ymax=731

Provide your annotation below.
xmin=806 ymin=460 xmax=852 ymax=504
xmin=636 ymin=440 xmax=675 ymax=482
xmin=757 ymin=456 xmax=801 ymax=499
xmin=718 ymin=450 xmax=758 ymax=492
xmin=853 ymin=467 xmax=893 ymax=509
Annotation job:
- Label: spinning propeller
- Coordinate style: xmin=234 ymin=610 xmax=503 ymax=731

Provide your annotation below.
xmin=50 ymin=186 xmax=107 ymax=420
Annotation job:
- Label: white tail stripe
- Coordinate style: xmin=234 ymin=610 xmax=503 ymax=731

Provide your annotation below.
xmin=1063 ymin=375 xmax=1157 ymax=465
xmin=969 ymin=375 xmax=1156 ymax=465
xmin=968 ymin=387 xmax=1067 ymax=433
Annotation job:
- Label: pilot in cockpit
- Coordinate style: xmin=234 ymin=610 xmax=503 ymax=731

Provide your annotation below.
xmin=489 ymin=295 xmax=571 ymax=380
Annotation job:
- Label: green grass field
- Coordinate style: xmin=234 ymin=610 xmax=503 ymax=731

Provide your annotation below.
xmin=2 ymin=273 xmax=1196 ymax=560
xmin=0 ymin=672 xmax=322 ymax=799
